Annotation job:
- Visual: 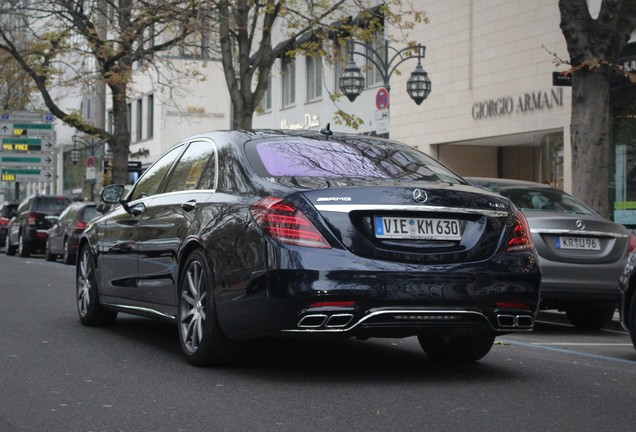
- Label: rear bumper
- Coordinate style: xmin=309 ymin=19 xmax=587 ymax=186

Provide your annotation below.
xmin=538 ymin=258 xmax=624 ymax=308
xmin=217 ymin=250 xmax=541 ymax=339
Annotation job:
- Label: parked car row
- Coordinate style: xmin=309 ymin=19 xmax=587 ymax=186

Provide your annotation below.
xmin=1 ymin=195 xmax=96 ymax=265
xmin=3 ymin=130 xmax=636 ymax=363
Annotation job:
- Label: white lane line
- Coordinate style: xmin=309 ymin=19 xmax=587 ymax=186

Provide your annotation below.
xmin=500 ymin=339 xmax=636 ymax=365
xmin=533 ymin=343 xmax=633 ymax=346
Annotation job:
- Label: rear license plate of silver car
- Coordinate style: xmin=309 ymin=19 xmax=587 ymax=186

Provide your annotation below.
xmin=374 ymin=216 xmax=461 ymax=240
xmin=555 ymin=236 xmax=600 ymax=250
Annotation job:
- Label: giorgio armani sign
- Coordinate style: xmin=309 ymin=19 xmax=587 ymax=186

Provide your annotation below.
xmin=472 ymin=88 xmax=564 ymax=120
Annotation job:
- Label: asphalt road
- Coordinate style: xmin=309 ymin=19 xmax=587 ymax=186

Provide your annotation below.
xmin=1 ymin=253 xmax=635 ymax=432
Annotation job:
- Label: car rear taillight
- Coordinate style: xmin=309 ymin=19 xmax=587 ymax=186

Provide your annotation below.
xmin=506 ymin=212 xmax=533 ymax=253
xmin=250 ymin=197 xmax=331 ymax=249
xmin=0 ymin=217 xmax=8 ymax=226
xmin=74 ymin=220 xmax=88 ymax=231
xmin=628 ymin=235 xmax=636 ymax=255
xmin=28 ymin=211 xmax=37 ymax=226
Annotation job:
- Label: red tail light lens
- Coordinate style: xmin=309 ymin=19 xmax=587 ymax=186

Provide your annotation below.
xmin=0 ymin=217 xmax=8 ymax=226
xmin=506 ymin=212 xmax=533 ymax=253
xmin=628 ymin=235 xmax=636 ymax=255
xmin=28 ymin=212 xmax=37 ymax=226
xmin=74 ymin=220 xmax=88 ymax=231
xmin=250 ymin=197 xmax=331 ymax=249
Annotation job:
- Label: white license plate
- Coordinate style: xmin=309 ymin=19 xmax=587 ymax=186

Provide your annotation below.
xmin=555 ymin=236 xmax=600 ymax=250
xmin=374 ymin=216 xmax=461 ymax=240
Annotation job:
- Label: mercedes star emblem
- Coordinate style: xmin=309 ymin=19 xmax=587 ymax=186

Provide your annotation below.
xmin=412 ymin=189 xmax=428 ymax=203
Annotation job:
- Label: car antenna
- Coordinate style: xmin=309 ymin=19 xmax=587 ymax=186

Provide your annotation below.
xmin=320 ymin=123 xmax=333 ymax=140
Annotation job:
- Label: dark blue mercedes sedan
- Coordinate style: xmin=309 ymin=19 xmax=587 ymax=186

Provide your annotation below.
xmin=76 ymin=129 xmax=541 ymax=366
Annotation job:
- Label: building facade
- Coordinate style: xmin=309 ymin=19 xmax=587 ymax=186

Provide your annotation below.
xmin=253 ymin=0 xmax=636 ymax=224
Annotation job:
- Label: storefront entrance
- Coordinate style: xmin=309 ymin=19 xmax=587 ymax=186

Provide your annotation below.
xmin=435 ymin=131 xmax=564 ymax=187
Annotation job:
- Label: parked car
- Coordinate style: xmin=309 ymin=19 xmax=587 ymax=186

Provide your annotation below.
xmin=77 ymin=130 xmax=541 ymax=366
xmin=0 ymin=201 xmax=18 ymax=249
xmin=468 ymin=177 xmax=634 ymax=329
xmin=619 ymin=251 xmax=636 ymax=350
xmin=5 ymin=195 xmax=72 ymax=257
xmin=45 ymin=202 xmax=98 ymax=264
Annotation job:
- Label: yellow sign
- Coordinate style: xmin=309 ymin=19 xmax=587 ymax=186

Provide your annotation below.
xmin=1 ymin=173 xmax=16 ymax=181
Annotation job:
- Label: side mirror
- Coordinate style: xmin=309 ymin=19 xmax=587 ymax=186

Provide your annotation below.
xmin=101 ymin=184 xmax=125 ymax=204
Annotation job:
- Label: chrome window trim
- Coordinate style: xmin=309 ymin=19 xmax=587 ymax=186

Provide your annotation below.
xmin=314 ymin=204 xmax=508 ymax=217
xmin=531 ymin=228 xmax=629 ymax=238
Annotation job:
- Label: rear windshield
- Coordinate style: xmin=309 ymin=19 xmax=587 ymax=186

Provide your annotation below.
xmin=250 ymin=137 xmax=464 ymax=184
xmin=33 ymin=197 xmax=71 ymax=213
xmin=1 ymin=204 xmax=17 ymax=217
xmin=495 ymin=187 xmax=594 ymax=215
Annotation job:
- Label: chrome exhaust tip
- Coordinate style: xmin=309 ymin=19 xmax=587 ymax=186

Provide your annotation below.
xmin=298 ymin=314 xmax=328 ymax=328
xmin=325 ymin=313 xmax=354 ymax=328
xmin=496 ymin=314 xmax=534 ymax=329
xmin=497 ymin=314 xmax=516 ymax=327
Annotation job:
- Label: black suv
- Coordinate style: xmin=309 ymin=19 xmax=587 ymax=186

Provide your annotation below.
xmin=0 ymin=201 xmax=18 ymax=248
xmin=5 ymin=195 xmax=72 ymax=257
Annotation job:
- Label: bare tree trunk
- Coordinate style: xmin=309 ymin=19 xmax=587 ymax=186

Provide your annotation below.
xmin=570 ymin=69 xmax=611 ymax=218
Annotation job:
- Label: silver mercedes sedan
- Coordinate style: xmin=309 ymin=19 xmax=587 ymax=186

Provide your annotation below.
xmin=468 ymin=177 xmax=635 ymax=329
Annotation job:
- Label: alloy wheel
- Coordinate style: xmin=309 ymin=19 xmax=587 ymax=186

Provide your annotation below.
xmin=179 ymin=260 xmax=207 ymax=354
xmin=77 ymin=249 xmax=92 ymax=318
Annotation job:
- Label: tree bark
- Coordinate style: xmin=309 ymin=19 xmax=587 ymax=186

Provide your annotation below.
xmin=559 ymin=0 xmax=636 ymax=218
xmin=570 ymin=69 xmax=610 ymax=217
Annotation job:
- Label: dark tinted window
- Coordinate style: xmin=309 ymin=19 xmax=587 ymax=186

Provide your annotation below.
xmin=33 ymin=197 xmax=71 ymax=213
xmin=1 ymin=203 xmax=17 ymax=218
xmin=250 ymin=137 xmax=464 ymax=184
xmin=129 ymin=144 xmax=184 ymax=200
xmin=164 ymin=141 xmax=216 ymax=193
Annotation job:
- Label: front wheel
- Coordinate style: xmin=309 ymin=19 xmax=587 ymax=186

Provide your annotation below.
xmin=63 ymin=238 xmax=75 ymax=265
xmin=418 ymin=334 xmax=496 ymax=363
xmin=629 ymin=294 xmax=636 ymax=350
xmin=76 ymin=245 xmax=117 ymax=326
xmin=45 ymin=239 xmax=56 ymax=261
xmin=178 ymin=249 xmax=233 ymax=366
xmin=18 ymin=232 xmax=30 ymax=258
xmin=566 ymin=307 xmax=615 ymax=330
xmin=5 ymin=237 xmax=16 ymax=255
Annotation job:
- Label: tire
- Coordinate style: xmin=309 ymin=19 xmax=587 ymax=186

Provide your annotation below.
xmin=44 ymin=238 xmax=56 ymax=262
xmin=629 ymin=294 xmax=636 ymax=350
xmin=18 ymin=232 xmax=30 ymax=258
xmin=178 ymin=249 xmax=233 ymax=366
xmin=566 ymin=307 xmax=615 ymax=330
xmin=63 ymin=238 xmax=75 ymax=265
xmin=5 ymin=237 xmax=16 ymax=255
xmin=76 ymin=245 xmax=117 ymax=326
xmin=418 ymin=334 xmax=496 ymax=363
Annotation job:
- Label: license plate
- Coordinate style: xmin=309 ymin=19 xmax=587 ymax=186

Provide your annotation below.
xmin=555 ymin=236 xmax=600 ymax=250
xmin=374 ymin=216 xmax=461 ymax=240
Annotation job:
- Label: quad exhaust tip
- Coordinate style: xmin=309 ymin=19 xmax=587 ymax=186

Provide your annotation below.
xmin=298 ymin=313 xmax=354 ymax=329
xmin=497 ymin=314 xmax=534 ymax=329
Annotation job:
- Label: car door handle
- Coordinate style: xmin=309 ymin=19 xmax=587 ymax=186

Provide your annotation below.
xmin=130 ymin=203 xmax=146 ymax=217
xmin=181 ymin=200 xmax=197 ymax=212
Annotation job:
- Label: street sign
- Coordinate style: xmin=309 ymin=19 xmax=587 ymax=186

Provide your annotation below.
xmin=376 ymin=88 xmax=389 ymax=109
xmin=86 ymin=155 xmax=96 ymax=180
xmin=0 ymin=153 xmax=54 ymax=168
xmin=0 ymin=111 xmax=54 ymax=123
xmin=1 ymin=168 xmax=53 ymax=182
xmin=1 ymin=137 xmax=54 ymax=153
